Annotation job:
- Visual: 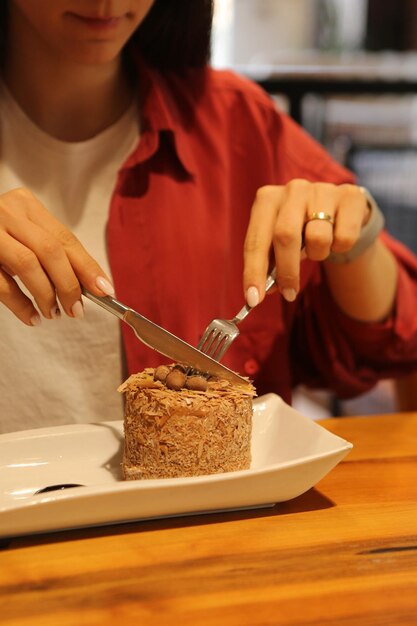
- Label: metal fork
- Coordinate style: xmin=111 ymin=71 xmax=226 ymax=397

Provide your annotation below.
xmin=197 ymin=269 xmax=276 ymax=362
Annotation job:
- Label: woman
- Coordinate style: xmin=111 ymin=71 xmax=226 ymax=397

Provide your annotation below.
xmin=0 ymin=0 xmax=416 ymax=432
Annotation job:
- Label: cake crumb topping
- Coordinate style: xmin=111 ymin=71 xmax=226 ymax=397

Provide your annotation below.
xmin=118 ymin=365 xmax=255 ymax=398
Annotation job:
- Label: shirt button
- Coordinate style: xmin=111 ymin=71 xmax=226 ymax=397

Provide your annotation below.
xmin=244 ymin=358 xmax=260 ymax=376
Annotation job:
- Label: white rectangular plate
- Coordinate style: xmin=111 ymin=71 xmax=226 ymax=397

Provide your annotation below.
xmin=0 ymin=393 xmax=352 ymax=538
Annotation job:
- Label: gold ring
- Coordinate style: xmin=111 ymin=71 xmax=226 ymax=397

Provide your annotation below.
xmin=306 ymin=212 xmax=335 ymax=225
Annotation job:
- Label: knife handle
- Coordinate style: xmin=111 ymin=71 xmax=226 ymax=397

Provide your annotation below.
xmin=81 ymin=288 xmax=130 ymax=320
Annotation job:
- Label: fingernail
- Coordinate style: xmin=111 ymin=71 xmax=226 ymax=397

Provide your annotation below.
xmin=30 ymin=314 xmax=41 ymax=326
xmin=71 ymin=300 xmax=84 ymax=319
xmin=246 ymin=286 xmax=260 ymax=308
xmin=50 ymin=306 xmax=61 ymax=320
xmin=282 ymin=288 xmax=297 ymax=302
xmin=95 ymin=276 xmax=115 ymax=296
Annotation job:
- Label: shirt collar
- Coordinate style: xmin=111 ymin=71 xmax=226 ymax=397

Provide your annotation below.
xmin=123 ymin=51 xmax=197 ymax=177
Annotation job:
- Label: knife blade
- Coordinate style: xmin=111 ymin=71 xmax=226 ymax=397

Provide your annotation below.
xmin=82 ymin=289 xmax=248 ymax=386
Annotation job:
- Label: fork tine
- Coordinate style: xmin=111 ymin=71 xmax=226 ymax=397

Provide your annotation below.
xmin=214 ymin=338 xmax=233 ymax=362
xmin=197 ymin=328 xmax=216 ymax=352
xmin=207 ymin=333 xmax=229 ymax=360
xmin=201 ymin=331 xmax=227 ymax=359
xmin=184 ymin=328 xmax=216 ymax=376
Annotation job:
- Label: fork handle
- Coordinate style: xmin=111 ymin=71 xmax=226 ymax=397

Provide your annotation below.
xmin=264 ymin=268 xmax=277 ymax=292
xmin=232 ymin=269 xmax=276 ymax=324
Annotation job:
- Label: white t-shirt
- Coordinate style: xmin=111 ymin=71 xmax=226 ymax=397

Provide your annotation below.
xmin=0 ymin=81 xmax=140 ymax=433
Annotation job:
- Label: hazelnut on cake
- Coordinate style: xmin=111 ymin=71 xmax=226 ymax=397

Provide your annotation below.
xmin=118 ymin=365 xmax=255 ymax=480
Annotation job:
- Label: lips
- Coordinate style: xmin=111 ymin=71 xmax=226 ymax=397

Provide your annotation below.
xmin=67 ymin=13 xmax=123 ymax=30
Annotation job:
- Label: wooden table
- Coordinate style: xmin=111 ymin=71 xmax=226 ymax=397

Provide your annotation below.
xmin=1 ymin=413 xmax=417 ymax=626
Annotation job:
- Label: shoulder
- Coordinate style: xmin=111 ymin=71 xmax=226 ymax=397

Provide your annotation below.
xmin=200 ymin=70 xmax=353 ymax=182
xmin=162 ymin=65 xmax=277 ymax=119
xmin=161 ymin=66 xmax=354 ymax=185
xmin=163 ymin=66 xmax=287 ymax=141
xmin=203 ymin=67 xmax=275 ymax=106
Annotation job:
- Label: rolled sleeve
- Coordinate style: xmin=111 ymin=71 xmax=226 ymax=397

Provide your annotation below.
xmin=291 ymin=233 xmax=417 ymax=398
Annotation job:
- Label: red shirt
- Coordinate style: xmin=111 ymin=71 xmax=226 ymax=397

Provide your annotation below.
xmin=107 ymin=58 xmax=417 ymax=403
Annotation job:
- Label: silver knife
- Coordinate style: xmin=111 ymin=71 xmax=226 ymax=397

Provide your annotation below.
xmin=82 ymin=289 xmax=248 ymax=386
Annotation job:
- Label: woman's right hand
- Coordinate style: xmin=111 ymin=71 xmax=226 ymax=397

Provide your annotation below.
xmin=0 ymin=188 xmax=115 ymax=325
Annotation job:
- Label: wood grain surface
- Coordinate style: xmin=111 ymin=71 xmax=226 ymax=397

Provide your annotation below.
xmin=1 ymin=413 xmax=417 ymax=626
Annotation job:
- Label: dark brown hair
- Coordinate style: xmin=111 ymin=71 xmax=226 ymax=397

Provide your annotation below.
xmin=133 ymin=0 xmax=213 ymax=70
xmin=0 ymin=2 xmax=8 ymax=62
xmin=0 ymin=1 xmax=213 ymax=71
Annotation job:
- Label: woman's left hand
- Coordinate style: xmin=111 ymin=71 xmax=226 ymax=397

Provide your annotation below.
xmin=243 ymin=179 xmax=370 ymax=306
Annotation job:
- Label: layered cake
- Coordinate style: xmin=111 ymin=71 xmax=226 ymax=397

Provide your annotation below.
xmin=118 ymin=365 xmax=255 ymax=479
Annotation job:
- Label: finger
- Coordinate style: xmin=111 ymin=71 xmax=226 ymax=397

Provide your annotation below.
xmin=331 ymin=185 xmax=369 ymax=255
xmin=273 ymin=179 xmax=309 ymax=300
xmin=0 ymin=230 xmax=61 ymax=319
xmin=0 ymin=268 xmax=41 ymax=326
xmin=20 ymin=191 xmax=114 ymax=296
xmin=54 ymin=227 xmax=115 ymax=297
xmin=243 ymin=185 xmax=284 ymax=304
xmin=2 ymin=220 xmax=80 ymax=318
xmin=0 ymin=264 xmax=16 ymax=277
xmin=304 ymin=183 xmax=337 ymax=261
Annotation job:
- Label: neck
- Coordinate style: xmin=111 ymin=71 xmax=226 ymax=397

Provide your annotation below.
xmin=3 ymin=13 xmax=133 ymax=141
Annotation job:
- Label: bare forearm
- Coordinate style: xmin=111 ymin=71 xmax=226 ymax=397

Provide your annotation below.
xmin=323 ymin=238 xmax=398 ymax=322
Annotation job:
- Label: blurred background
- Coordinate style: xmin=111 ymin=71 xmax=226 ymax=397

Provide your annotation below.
xmin=211 ymin=0 xmax=417 ymax=418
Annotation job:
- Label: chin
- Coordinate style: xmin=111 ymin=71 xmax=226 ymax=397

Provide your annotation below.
xmin=65 ymin=41 xmax=126 ymax=65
